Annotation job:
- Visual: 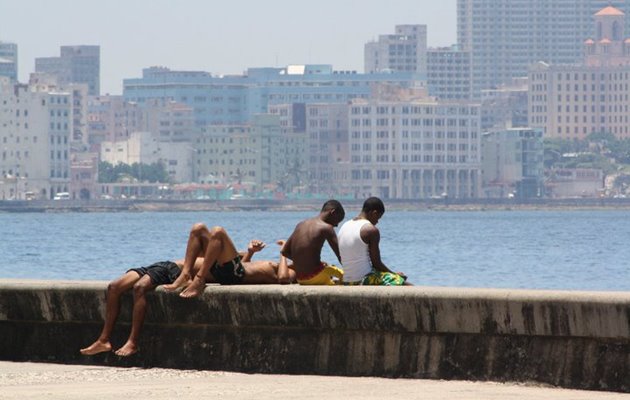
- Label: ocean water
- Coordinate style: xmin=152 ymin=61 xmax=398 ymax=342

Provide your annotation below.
xmin=0 ymin=210 xmax=628 ymax=291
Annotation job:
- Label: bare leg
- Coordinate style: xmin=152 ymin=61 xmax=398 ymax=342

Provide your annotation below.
xmin=180 ymin=225 xmax=239 ymax=298
xmin=115 ymin=275 xmax=156 ymax=357
xmin=80 ymin=271 xmax=140 ymax=355
xmin=164 ymin=223 xmax=212 ymax=291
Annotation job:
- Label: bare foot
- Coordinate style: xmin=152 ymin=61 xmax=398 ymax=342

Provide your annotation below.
xmin=179 ymin=275 xmax=206 ymax=298
xmin=114 ymin=341 xmax=138 ymax=357
xmin=80 ymin=340 xmax=112 ymax=355
xmin=163 ymin=273 xmax=191 ymax=292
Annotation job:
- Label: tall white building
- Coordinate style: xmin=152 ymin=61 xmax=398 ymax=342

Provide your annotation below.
xmin=346 ymin=87 xmax=481 ymax=199
xmin=457 ymin=0 xmax=630 ymax=96
xmin=364 ymin=25 xmax=427 ymax=74
xmin=0 ymin=82 xmax=72 ymax=199
xmin=0 ymin=41 xmax=17 ymax=82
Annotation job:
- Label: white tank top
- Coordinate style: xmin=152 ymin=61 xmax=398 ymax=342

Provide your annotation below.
xmin=338 ymin=218 xmax=373 ymax=282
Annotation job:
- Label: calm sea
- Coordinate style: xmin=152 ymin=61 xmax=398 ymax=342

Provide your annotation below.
xmin=0 ymin=210 xmax=628 ymax=291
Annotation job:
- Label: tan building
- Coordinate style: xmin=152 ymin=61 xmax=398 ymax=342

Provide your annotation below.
xmin=529 ymin=5 xmax=630 ymax=140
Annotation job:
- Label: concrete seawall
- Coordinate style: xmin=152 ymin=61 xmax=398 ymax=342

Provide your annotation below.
xmin=0 ymin=280 xmax=628 ymax=392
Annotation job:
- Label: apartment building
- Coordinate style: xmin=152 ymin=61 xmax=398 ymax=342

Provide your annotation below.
xmin=364 ymin=25 xmax=428 ymax=74
xmin=426 ymin=45 xmax=472 ymax=100
xmin=346 ymin=88 xmax=481 ymax=200
xmin=0 ymin=82 xmax=72 ymax=199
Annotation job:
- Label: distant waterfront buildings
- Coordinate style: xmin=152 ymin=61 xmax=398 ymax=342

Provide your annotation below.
xmin=35 ymin=45 xmax=100 ymax=95
xmin=457 ymin=0 xmax=630 ymax=96
xmin=364 ymin=25 xmax=428 ymax=75
xmin=123 ymin=65 xmax=422 ymax=127
xmin=87 ymin=95 xmax=144 ymax=147
xmin=528 ymin=5 xmax=630 ymax=140
xmin=0 ymin=41 xmax=18 ymax=82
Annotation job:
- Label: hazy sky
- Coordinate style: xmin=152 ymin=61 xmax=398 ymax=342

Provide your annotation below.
xmin=1 ymin=0 xmax=456 ymax=95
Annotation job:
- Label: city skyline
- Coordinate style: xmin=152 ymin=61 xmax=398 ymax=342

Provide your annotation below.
xmin=0 ymin=0 xmax=457 ymax=95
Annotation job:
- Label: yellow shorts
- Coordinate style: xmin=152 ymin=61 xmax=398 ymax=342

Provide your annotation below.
xmin=297 ymin=263 xmax=344 ymax=285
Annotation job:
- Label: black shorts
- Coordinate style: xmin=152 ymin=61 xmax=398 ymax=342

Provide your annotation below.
xmin=210 ymin=256 xmax=245 ymax=285
xmin=128 ymin=261 xmax=181 ymax=285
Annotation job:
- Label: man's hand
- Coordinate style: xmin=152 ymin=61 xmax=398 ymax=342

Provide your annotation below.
xmin=247 ymin=240 xmax=266 ymax=253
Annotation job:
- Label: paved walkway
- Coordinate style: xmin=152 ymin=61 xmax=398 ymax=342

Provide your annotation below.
xmin=0 ymin=362 xmax=627 ymax=400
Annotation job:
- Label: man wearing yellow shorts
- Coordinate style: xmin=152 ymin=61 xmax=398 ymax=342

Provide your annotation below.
xmin=338 ymin=197 xmax=409 ymax=286
xmin=280 ymin=200 xmax=345 ymax=285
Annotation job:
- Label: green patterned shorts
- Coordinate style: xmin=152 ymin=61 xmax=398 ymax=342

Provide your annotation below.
xmin=350 ymin=271 xmax=407 ymax=286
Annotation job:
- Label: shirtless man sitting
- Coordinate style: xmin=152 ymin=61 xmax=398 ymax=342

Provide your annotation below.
xmin=80 ymin=224 xmax=294 ymax=357
xmin=280 ymin=200 xmax=345 ymax=285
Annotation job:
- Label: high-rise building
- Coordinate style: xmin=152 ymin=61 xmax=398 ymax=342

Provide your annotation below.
xmin=528 ymin=5 xmax=630 ymax=139
xmin=0 ymin=41 xmax=17 ymax=82
xmin=36 ymin=45 xmax=100 ymax=95
xmin=364 ymin=25 xmax=427 ymax=74
xmin=457 ymin=0 xmax=630 ymax=96
xmin=426 ymin=45 xmax=472 ymax=100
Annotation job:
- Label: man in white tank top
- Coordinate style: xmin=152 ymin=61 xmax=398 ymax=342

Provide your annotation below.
xmin=338 ymin=197 xmax=409 ymax=285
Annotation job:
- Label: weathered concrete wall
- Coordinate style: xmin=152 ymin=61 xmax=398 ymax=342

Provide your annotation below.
xmin=0 ymin=280 xmax=628 ymax=392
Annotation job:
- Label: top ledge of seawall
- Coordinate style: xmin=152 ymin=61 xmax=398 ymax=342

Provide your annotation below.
xmin=0 ymin=279 xmax=629 ymax=393
xmin=0 ymin=279 xmax=629 ymax=338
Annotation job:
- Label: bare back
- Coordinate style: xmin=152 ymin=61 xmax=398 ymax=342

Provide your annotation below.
xmin=283 ymin=217 xmax=336 ymax=276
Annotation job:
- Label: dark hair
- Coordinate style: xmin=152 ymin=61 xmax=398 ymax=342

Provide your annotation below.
xmin=362 ymin=197 xmax=385 ymax=214
xmin=321 ymin=199 xmax=345 ymax=216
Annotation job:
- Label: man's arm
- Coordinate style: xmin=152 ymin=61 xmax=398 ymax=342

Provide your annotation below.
xmin=325 ymin=226 xmax=342 ymax=264
xmin=363 ymin=226 xmax=395 ymax=273
xmin=280 ymin=235 xmax=294 ymax=260
xmin=241 ymin=240 xmax=265 ymax=262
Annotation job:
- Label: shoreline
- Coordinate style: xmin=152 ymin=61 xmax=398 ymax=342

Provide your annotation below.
xmin=3 ymin=197 xmax=630 ymax=212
